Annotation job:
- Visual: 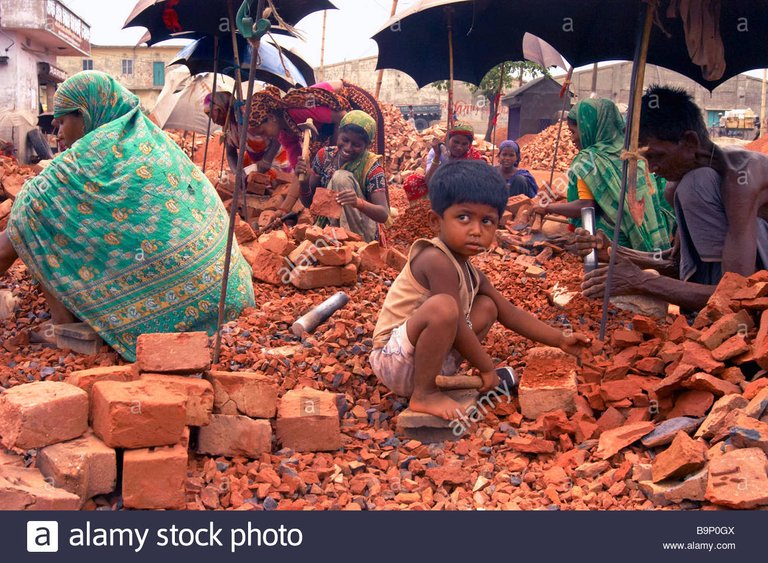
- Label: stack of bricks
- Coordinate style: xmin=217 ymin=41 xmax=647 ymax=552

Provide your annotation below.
xmin=237 ymin=223 xmax=408 ymax=290
xmin=1 ymin=331 xmax=344 ymax=510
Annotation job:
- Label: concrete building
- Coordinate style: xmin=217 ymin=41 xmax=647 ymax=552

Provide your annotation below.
xmin=0 ymin=0 xmax=89 ymax=161
xmin=58 ymin=44 xmax=183 ymax=111
xmin=568 ymin=62 xmax=766 ymax=129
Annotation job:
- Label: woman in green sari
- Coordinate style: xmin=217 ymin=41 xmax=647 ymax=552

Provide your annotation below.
xmin=294 ymin=110 xmax=389 ymax=243
xmin=533 ymin=98 xmax=673 ymax=252
xmin=0 ymin=71 xmax=254 ymax=361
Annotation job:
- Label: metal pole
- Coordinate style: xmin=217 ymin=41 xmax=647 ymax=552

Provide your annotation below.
xmin=213 ymin=0 xmax=264 ymax=364
xmin=375 ymin=0 xmax=399 ymax=99
xmin=760 ymin=68 xmax=767 ymax=138
xmin=547 ymin=66 xmax=573 ymax=197
xmin=598 ymin=0 xmax=656 ymax=341
xmin=491 ymin=62 xmax=505 ymax=164
xmin=202 ymin=35 xmax=219 ymax=172
xmin=446 ymin=8 xmax=455 ymax=130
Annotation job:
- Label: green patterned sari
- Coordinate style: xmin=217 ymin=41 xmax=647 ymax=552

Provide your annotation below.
xmin=7 ymin=71 xmax=254 ymax=361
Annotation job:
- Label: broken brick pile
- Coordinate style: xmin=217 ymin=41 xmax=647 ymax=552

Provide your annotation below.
xmin=3 ymin=168 xmax=768 ymax=511
xmin=0 ymin=155 xmax=39 ymax=230
xmin=0 ymin=331 xmax=343 ymax=510
xmin=235 ymin=221 xmax=407 ymax=291
xmin=517 ymin=122 xmax=578 ymax=173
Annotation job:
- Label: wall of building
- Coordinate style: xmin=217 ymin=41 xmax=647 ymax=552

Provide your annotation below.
xmin=58 ymin=45 xmax=182 ymax=111
xmin=318 ymin=56 xmax=508 ymax=134
xmin=570 ymin=63 xmax=765 ymax=114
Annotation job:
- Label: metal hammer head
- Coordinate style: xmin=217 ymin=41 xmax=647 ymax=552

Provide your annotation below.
xmin=297 ymin=119 xmax=318 ymax=138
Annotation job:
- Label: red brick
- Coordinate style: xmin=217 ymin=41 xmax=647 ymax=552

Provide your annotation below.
xmin=753 ymin=309 xmax=768 ymax=369
xmin=681 ymin=372 xmax=741 ymax=397
xmin=633 ymin=356 xmax=665 ymax=375
xmin=385 ymin=248 xmax=408 ymax=272
xmin=505 ymin=435 xmax=556 ymax=454
xmin=276 ymin=388 xmax=341 ymax=452
xmin=711 ymin=410 xmax=768 ymax=453
xmin=518 ymin=347 xmax=578 ymax=420
xmin=66 ymin=365 xmax=137 ymax=400
xmin=258 ymin=230 xmax=294 ymax=256
xmin=732 ymin=281 xmax=768 ymax=300
xmin=316 ymin=245 xmax=353 ymax=267
xmin=651 ymin=431 xmax=707 ymax=482
xmin=36 ymin=432 xmax=116 ymax=502
xmin=680 ymin=341 xmax=724 ymax=373
xmin=357 ymin=241 xmax=388 ymax=273
xmin=244 ymin=241 xmax=289 ymax=285
xmin=91 ymin=380 xmax=186 ymax=448
xmin=595 ymin=421 xmax=655 ymax=460
xmin=289 ymin=264 xmax=357 ymax=289
xmin=139 ymin=374 xmax=214 ymax=426
xmin=0 ymin=465 xmax=80 ymax=510
xmin=612 ymin=329 xmax=644 ymax=349
xmin=658 ymin=341 xmax=683 ymax=363
xmin=632 ymin=315 xmax=662 ymax=337
xmin=654 ymin=363 xmax=696 ymax=396
xmin=695 ymin=395 xmax=749 ymax=440
xmin=668 ymin=390 xmax=715 ymax=418
xmin=600 ymin=379 xmax=645 ymax=403
xmin=741 ymin=297 xmax=768 ymax=310
xmin=698 ymin=310 xmax=753 ymax=350
xmin=123 ymin=444 xmax=187 ymax=510
xmin=309 ymin=187 xmax=343 ymax=219
xmin=596 ymin=407 xmax=626 ymax=435
xmin=136 ymin=331 xmax=211 ymax=375
xmin=711 ymin=335 xmax=750 ymax=361
xmin=705 ymin=448 xmax=768 ymax=509
xmin=720 ymin=366 xmax=746 ymax=386
xmin=745 ymin=387 xmax=768 ymax=419
xmin=234 ymin=216 xmax=257 ymax=245
xmin=0 ymin=382 xmax=88 ymax=450
xmin=206 ymin=371 xmax=278 ymax=418
xmin=667 ymin=315 xmax=691 ymax=343
xmin=744 ymin=377 xmax=768 ymax=400
xmin=197 ymin=414 xmax=272 ymax=457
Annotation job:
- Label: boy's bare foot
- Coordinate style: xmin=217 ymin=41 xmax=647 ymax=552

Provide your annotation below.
xmin=409 ymin=390 xmax=463 ymax=420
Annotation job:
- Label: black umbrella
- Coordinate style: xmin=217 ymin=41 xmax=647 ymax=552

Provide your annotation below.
xmin=374 ymin=0 xmax=768 ymax=91
xmin=372 ymin=0 xmax=527 ymax=88
xmin=124 ymin=0 xmax=336 ymax=42
xmin=169 ymin=35 xmax=315 ymax=90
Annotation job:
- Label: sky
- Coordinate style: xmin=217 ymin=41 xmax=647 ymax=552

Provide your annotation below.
xmin=62 ymin=0 xmax=764 ymax=80
xmin=62 ymin=0 xmax=420 ymax=67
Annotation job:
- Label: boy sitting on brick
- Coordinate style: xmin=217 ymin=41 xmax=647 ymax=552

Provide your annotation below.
xmin=371 ymin=161 xmax=590 ymax=420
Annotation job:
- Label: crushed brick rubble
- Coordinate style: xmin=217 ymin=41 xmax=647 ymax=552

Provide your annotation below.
xmin=2 ymin=126 xmax=768 ymax=513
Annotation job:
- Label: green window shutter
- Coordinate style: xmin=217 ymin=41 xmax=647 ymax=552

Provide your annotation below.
xmin=153 ymin=61 xmax=165 ymax=86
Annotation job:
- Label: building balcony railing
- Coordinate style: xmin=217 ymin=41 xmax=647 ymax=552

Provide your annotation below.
xmin=45 ymin=0 xmax=90 ymax=54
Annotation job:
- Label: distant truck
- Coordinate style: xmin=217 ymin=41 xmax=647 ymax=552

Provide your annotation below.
xmin=397 ymin=104 xmax=441 ymax=131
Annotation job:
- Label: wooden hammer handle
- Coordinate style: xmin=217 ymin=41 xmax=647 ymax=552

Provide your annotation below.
xmin=298 ymin=118 xmax=314 ymax=183
xmin=435 ymin=375 xmax=482 ymax=390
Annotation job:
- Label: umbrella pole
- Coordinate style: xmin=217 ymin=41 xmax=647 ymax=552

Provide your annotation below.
xmin=375 ymin=0 xmax=399 ymax=99
xmin=546 ymin=67 xmax=573 ymax=199
xmin=191 ymin=131 xmax=196 ymax=161
xmin=213 ymin=0 xmax=265 ymax=365
xmin=228 ymin=0 xmax=249 ymax=223
xmin=598 ymin=0 xmax=657 ymax=341
xmin=446 ymin=8 xmax=454 ymax=129
xmin=491 ymin=63 xmax=505 ymax=165
xmin=202 ymin=36 xmax=220 ymax=173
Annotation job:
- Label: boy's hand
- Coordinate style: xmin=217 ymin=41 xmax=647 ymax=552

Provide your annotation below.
xmin=558 ymin=331 xmax=590 ymax=358
xmin=478 ymin=369 xmax=500 ymax=393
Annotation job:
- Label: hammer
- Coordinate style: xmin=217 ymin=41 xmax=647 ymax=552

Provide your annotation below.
xmin=297 ymin=118 xmax=318 ymax=183
xmin=436 ymin=367 xmax=518 ymax=392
